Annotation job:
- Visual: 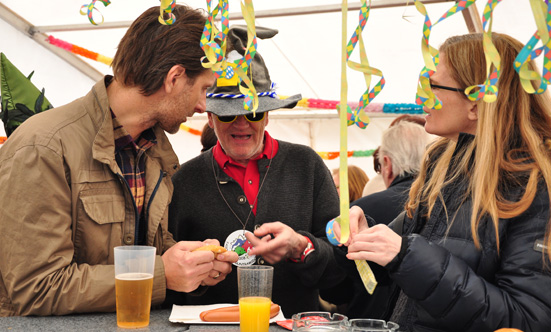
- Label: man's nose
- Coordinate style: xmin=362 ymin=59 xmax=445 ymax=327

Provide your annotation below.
xmin=195 ymin=95 xmax=207 ymax=114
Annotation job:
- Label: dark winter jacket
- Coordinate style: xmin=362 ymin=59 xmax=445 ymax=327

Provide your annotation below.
xmin=340 ymin=133 xmax=551 ymax=331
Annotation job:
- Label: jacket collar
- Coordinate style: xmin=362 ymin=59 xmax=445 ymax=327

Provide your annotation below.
xmin=389 ymin=172 xmax=415 ymax=187
xmin=88 ymin=76 xmax=180 ymax=175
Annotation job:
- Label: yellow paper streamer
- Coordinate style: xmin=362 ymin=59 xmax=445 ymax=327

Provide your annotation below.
xmin=339 ymin=0 xmax=377 ymax=295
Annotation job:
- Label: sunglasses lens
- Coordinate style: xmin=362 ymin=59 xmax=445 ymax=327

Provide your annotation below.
xmin=245 ymin=112 xmax=265 ymax=122
xmin=217 ymin=115 xmax=237 ymax=123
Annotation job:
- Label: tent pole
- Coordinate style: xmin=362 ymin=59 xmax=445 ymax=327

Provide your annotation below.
xmin=33 ymin=1 xmax=451 ymax=33
xmin=0 ymin=3 xmax=103 ymax=82
xmin=461 ymin=4 xmax=483 ymax=33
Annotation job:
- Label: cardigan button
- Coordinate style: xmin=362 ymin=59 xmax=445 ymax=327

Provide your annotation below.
xmin=124 ymin=234 xmax=134 ymax=245
xmin=237 ymin=195 xmax=247 ymax=204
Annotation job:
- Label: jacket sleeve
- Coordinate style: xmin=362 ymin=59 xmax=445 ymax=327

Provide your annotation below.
xmin=0 ymin=145 xmax=116 ymax=316
xmin=284 ymin=153 xmax=346 ymax=289
xmin=389 ymin=213 xmax=551 ymax=332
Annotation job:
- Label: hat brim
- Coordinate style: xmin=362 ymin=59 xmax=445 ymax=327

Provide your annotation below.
xmin=206 ymin=94 xmax=302 ymax=116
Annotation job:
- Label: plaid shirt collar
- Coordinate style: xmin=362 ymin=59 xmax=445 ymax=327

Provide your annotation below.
xmin=111 ymin=110 xmax=157 ymax=153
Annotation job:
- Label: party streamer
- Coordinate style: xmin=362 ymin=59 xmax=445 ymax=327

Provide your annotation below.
xmin=159 ymin=0 xmax=177 ymax=25
xmin=414 ymin=0 xmax=476 ymax=110
xmin=201 ymin=0 xmax=260 ymax=113
xmin=336 ymin=0 xmax=379 ymax=295
xmin=80 ymin=0 xmax=111 ymax=26
xmin=465 ymin=0 xmax=502 ymax=103
xmin=514 ymin=0 xmax=551 ymax=94
xmin=47 ymin=35 xmax=113 ymax=66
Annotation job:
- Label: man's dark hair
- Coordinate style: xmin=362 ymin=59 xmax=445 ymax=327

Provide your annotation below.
xmin=111 ymin=5 xmax=208 ymax=96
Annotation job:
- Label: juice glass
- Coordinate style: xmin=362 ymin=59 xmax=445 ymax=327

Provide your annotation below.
xmin=238 ymin=265 xmax=274 ymax=332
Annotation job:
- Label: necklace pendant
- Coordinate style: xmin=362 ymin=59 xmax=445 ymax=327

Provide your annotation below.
xmin=224 ymin=229 xmax=256 ymax=266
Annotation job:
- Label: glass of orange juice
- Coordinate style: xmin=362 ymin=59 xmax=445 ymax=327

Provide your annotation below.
xmin=238 ymin=265 xmax=274 ymax=332
xmin=114 ymin=246 xmax=156 ymax=329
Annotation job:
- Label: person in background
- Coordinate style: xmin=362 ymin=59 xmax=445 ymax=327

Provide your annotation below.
xmin=332 ymin=166 xmax=369 ymax=203
xmin=200 ymin=122 xmax=217 ymax=153
xmin=0 ymin=5 xmax=237 ymax=317
xmin=362 ymin=115 xmax=427 ymax=197
xmin=337 ymin=32 xmax=551 ymax=331
xmin=166 ymin=25 xmax=344 ymax=317
xmin=352 ymin=121 xmax=430 ymax=225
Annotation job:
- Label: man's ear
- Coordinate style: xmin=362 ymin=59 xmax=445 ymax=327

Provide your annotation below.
xmin=382 ymin=155 xmax=393 ymax=178
xmin=164 ymin=65 xmax=186 ymax=94
xmin=207 ymin=112 xmax=215 ymax=129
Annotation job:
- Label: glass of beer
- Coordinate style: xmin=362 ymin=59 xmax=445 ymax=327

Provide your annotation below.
xmin=238 ymin=265 xmax=274 ymax=332
xmin=114 ymin=245 xmax=156 ymax=328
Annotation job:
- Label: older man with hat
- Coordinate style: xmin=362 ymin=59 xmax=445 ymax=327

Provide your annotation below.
xmin=166 ymin=25 xmax=344 ymax=316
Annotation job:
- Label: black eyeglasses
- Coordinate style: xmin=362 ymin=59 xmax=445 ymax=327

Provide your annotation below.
xmin=430 ymin=83 xmax=465 ymax=93
xmin=216 ymin=112 xmax=266 ymax=123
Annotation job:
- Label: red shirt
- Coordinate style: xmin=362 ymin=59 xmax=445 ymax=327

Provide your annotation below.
xmin=213 ymin=131 xmax=278 ymax=215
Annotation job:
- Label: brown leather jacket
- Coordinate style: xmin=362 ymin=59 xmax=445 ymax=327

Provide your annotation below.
xmin=0 ymin=78 xmax=179 ymax=316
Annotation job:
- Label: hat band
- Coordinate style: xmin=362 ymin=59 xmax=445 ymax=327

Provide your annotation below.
xmin=207 ymin=82 xmax=277 ymax=99
xmin=207 ymin=91 xmax=277 ymax=99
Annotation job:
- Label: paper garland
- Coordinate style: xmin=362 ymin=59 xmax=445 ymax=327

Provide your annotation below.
xmin=47 ymin=35 xmax=113 ymax=66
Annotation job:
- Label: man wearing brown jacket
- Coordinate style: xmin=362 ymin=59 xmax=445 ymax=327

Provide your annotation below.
xmin=0 ymin=5 xmax=237 ymax=316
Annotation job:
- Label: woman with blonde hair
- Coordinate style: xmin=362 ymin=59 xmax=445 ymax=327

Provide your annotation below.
xmin=337 ymin=32 xmax=551 ymax=332
xmin=332 ymin=166 xmax=369 ymax=203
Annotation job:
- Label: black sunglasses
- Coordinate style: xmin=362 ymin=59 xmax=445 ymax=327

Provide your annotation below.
xmin=430 ymin=83 xmax=465 ymax=93
xmin=216 ymin=112 xmax=266 ymax=123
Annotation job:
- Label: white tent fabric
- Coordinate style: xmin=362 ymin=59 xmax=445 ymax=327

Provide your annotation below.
xmin=0 ymin=0 xmax=539 ymax=179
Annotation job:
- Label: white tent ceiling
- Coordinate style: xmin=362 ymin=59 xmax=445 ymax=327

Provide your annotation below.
xmin=0 ymin=0 xmax=540 ymax=178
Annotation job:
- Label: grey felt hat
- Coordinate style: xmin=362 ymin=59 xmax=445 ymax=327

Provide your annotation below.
xmin=206 ymin=25 xmax=302 ymax=116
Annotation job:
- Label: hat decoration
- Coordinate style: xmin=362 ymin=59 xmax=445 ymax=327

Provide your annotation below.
xmin=0 ymin=53 xmax=53 ymax=137
xmin=204 ymin=24 xmax=302 ymax=117
xmin=201 ymin=0 xmax=265 ymax=114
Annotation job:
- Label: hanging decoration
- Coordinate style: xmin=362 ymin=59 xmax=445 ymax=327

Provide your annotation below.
xmin=414 ymin=0 xmax=476 ymax=110
xmin=201 ymin=0 xmax=260 ymax=113
xmin=179 ymin=124 xmax=202 ymax=136
xmin=465 ymin=0 xmax=502 ymax=103
xmin=158 ymin=0 xmax=177 ymax=25
xmin=47 ymin=35 xmax=113 ymax=66
xmin=80 ymin=0 xmax=111 ymax=26
xmin=514 ymin=0 xmax=551 ymax=94
xmin=333 ymin=0 xmax=380 ymax=296
xmin=317 ymin=149 xmax=376 ymax=160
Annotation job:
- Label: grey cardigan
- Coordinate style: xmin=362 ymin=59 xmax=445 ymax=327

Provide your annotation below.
xmin=166 ymin=140 xmax=344 ymax=317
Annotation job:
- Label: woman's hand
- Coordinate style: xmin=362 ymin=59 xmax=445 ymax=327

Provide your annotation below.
xmin=346 ymin=224 xmax=402 ymax=267
xmin=332 ymin=206 xmax=370 ymax=246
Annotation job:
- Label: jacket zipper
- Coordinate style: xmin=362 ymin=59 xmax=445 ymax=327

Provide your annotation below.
xmin=144 ymin=170 xmax=164 ymax=246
